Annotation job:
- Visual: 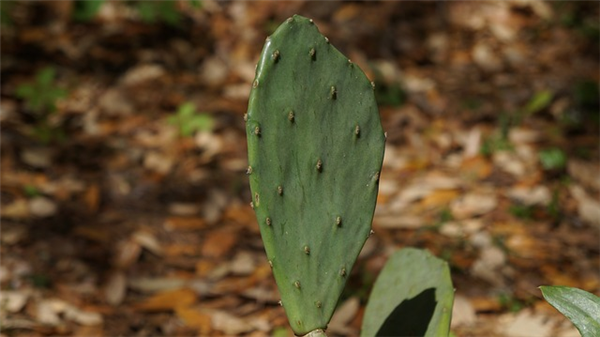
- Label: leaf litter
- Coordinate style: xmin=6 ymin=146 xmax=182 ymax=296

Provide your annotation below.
xmin=1 ymin=1 xmax=598 ymax=336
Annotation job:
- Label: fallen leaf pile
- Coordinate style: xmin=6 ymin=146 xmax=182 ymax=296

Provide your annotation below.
xmin=1 ymin=1 xmax=598 ymax=336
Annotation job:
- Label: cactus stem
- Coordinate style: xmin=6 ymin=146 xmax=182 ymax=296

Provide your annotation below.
xmin=246 ymin=166 xmax=253 ymax=175
xmin=329 ymin=86 xmax=337 ymax=100
xmin=253 ymin=79 xmax=259 ymax=88
xmin=266 ymin=217 xmax=272 ymax=226
xmin=336 ymin=216 xmax=342 ymax=227
xmin=316 ymin=159 xmax=323 ymax=172
xmin=277 ymin=185 xmax=283 ymax=196
xmin=272 ymin=50 xmax=280 ymax=63
xmin=294 ymin=280 xmax=301 ymax=289
xmin=304 ymin=245 xmax=310 ymax=255
xmin=288 ymin=110 xmax=295 ymax=123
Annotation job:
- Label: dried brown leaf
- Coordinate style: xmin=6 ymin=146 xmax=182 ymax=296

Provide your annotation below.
xmin=210 ymin=310 xmax=253 ymax=335
xmin=2 ymin=199 xmax=30 ymax=219
xmin=132 ymin=231 xmax=163 ymax=256
xmin=451 ymin=192 xmax=497 ymax=219
xmin=0 ymin=290 xmax=30 ymax=313
xmin=175 ymin=306 xmax=212 ymax=335
xmin=104 ymin=271 xmax=126 ymax=306
xmin=113 ymin=239 xmax=142 ymax=268
xmin=201 ymin=228 xmax=238 ymax=259
xmin=163 ymin=216 xmax=207 ymax=231
xmin=133 ymin=288 xmax=196 ymax=312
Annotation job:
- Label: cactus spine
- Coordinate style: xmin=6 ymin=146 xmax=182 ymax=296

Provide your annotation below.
xmin=246 ymin=15 xmax=385 ymax=335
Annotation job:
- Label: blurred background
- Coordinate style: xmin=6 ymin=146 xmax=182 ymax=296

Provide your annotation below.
xmin=1 ymin=1 xmax=598 ymax=336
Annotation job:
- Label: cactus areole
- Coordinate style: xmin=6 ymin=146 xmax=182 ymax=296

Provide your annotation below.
xmin=245 ymin=15 xmax=385 ymax=336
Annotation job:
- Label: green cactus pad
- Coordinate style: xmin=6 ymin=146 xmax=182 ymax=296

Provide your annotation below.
xmin=246 ymin=15 xmax=385 ymax=335
xmin=361 ymin=248 xmax=454 ymax=337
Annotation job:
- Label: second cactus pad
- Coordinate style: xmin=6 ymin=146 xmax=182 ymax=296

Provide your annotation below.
xmin=246 ymin=15 xmax=385 ymax=335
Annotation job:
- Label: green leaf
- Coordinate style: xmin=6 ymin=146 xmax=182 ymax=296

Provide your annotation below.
xmin=17 ymin=66 xmax=67 ymax=114
xmin=1 ymin=0 xmax=17 ymax=26
xmin=15 ymin=84 xmax=35 ymax=99
xmin=157 ymin=1 xmax=181 ymax=26
xmin=539 ymin=148 xmax=567 ymax=170
xmin=170 ymin=102 xmax=213 ymax=137
xmin=23 ymin=185 xmax=41 ymax=198
xmin=134 ymin=1 xmax=181 ymax=27
xmin=73 ymin=0 xmax=104 ymax=22
xmin=540 ymin=286 xmax=600 ymax=337
xmin=361 ymin=248 xmax=454 ymax=337
xmin=177 ymin=102 xmax=196 ymax=118
xmin=189 ymin=0 xmax=202 ymax=8
xmin=136 ymin=1 xmax=157 ymax=23
xmin=524 ymin=90 xmax=553 ymax=115
xmin=36 ymin=67 xmax=56 ymax=86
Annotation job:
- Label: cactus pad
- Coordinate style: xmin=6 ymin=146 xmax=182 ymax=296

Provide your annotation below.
xmin=246 ymin=15 xmax=385 ymax=335
xmin=361 ymin=248 xmax=454 ymax=337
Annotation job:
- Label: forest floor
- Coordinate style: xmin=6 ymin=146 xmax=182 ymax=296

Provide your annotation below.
xmin=1 ymin=1 xmax=599 ymax=336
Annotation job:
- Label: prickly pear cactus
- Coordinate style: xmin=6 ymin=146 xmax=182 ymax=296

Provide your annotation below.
xmin=245 ymin=15 xmax=385 ymax=335
xmin=361 ymin=248 xmax=454 ymax=337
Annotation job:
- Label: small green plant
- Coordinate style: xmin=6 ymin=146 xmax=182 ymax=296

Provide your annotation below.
xmin=0 ymin=0 xmax=17 ymax=26
xmin=540 ymin=286 xmax=600 ymax=337
xmin=539 ymin=148 xmax=567 ymax=170
xmin=481 ymin=90 xmax=554 ymax=156
xmin=73 ymin=0 xmax=104 ymax=22
xmin=168 ymin=102 xmax=214 ymax=137
xmin=16 ymin=67 xmax=67 ymax=114
xmin=480 ymin=134 xmax=513 ymax=156
xmin=509 ymin=204 xmax=535 ymax=220
xmin=135 ymin=1 xmax=181 ymax=26
xmin=72 ymin=0 xmax=202 ymax=24
xmin=16 ymin=67 xmax=68 ymax=144
xmin=498 ymin=292 xmax=526 ymax=313
xmin=479 ymin=112 xmax=514 ymax=156
xmin=23 ymin=185 xmax=41 ymax=198
xmin=246 ymin=15 xmax=453 ymax=337
xmin=523 ymin=90 xmax=554 ymax=117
